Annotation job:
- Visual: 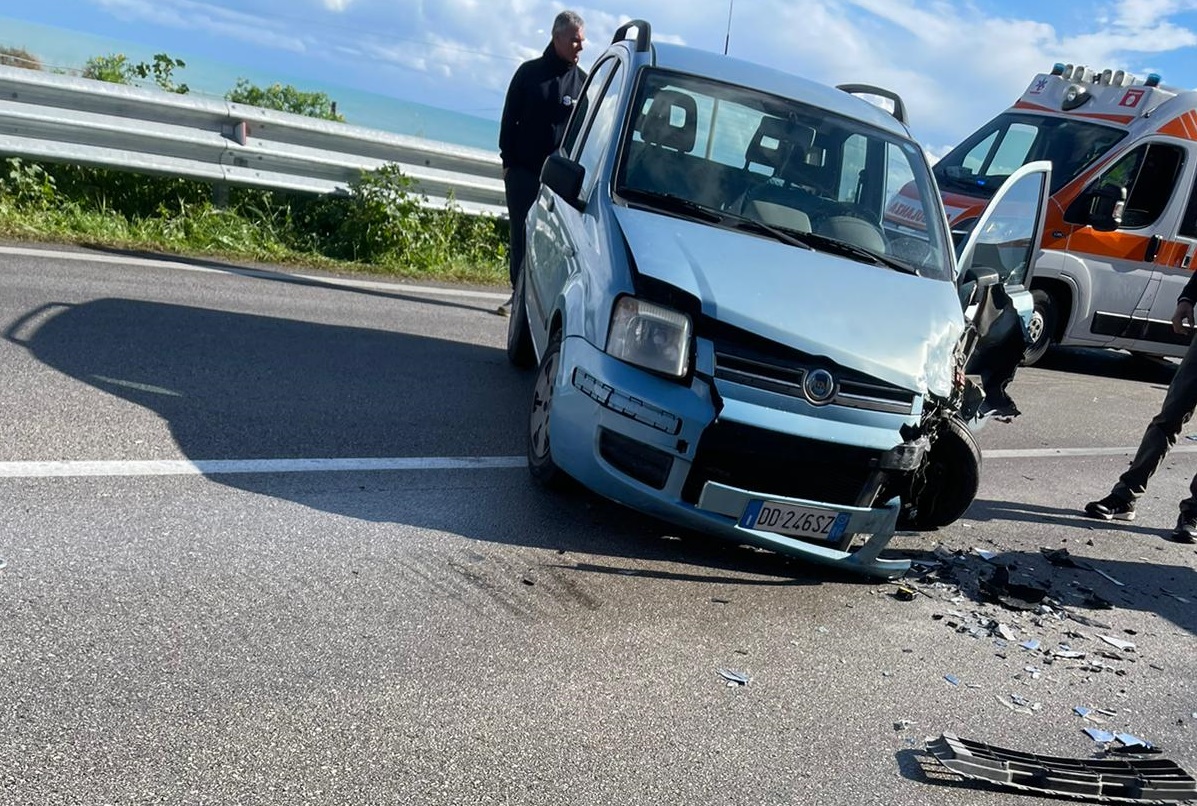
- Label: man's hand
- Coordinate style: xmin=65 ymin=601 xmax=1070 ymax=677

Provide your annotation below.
xmin=1172 ymin=300 xmax=1195 ymax=335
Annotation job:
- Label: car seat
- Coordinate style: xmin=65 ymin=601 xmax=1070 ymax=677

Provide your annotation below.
xmin=625 ymin=90 xmax=699 ymax=195
xmin=737 ymin=117 xmax=818 ymax=231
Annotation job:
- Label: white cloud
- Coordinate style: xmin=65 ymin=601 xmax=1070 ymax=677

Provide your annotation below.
xmin=92 ymin=0 xmax=309 ymax=53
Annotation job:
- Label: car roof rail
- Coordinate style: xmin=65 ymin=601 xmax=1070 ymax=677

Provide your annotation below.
xmin=836 ymin=84 xmax=908 ymax=126
xmin=612 ymin=19 xmax=652 ymax=52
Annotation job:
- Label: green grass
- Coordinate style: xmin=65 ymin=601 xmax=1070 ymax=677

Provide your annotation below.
xmin=0 ymin=159 xmax=510 ymax=286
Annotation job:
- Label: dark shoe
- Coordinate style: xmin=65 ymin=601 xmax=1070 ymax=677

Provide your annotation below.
xmin=495 ymin=294 xmax=513 ymax=317
xmin=1083 ymin=494 xmax=1135 ymax=521
xmin=1170 ymin=513 xmax=1197 ymax=544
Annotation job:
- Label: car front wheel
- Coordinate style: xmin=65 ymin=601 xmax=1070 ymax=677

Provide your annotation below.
xmin=905 ymin=416 xmax=981 ymax=529
xmin=528 ymin=329 xmax=566 ymax=487
xmin=506 ymin=270 xmax=536 ymax=368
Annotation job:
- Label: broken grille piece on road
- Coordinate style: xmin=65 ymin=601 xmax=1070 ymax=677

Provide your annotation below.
xmin=926 ymin=732 xmax=1196 ymax=803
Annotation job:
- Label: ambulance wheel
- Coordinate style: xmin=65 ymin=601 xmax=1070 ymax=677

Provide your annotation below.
xmin=1021 ymin=289 xmax=1055 ymax=366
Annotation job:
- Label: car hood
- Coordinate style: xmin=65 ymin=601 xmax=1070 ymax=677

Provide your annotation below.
xmin=613 ymin=206 xmax=965 ymax=397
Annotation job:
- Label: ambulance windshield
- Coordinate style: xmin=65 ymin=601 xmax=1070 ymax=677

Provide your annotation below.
xmin=934 ymin=112 xmax=1126 ymax=198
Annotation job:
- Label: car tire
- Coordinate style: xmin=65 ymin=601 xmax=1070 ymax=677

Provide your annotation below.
xmin=528 ymin=328 xmax=567 ymax=488
xmin=506 ymin=270 xmax=536 ymax=369
xmin=907 ymin=416 xmax=981 ymax=529
xmin=1020 ymin=289 xmax=1055 ymax=366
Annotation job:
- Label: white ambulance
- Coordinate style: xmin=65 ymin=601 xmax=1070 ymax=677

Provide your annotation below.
xmin=890 ymin=64 xmax=1197 ymax=364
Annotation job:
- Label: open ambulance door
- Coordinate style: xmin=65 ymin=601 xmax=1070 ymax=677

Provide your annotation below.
xmin=955 ymin=160 xmax=1053 ymax=420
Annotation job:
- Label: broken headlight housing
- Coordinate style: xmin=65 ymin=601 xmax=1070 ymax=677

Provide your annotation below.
xmin=605 ymin=296 xmax=692 ymax=377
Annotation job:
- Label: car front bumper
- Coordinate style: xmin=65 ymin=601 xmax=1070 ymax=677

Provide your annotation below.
xmin=548 ymin=335 xmax=916 ymax=579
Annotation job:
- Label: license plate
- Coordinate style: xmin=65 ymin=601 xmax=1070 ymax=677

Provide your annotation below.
xmin=740 ymin=500 xmax=850 ymax=543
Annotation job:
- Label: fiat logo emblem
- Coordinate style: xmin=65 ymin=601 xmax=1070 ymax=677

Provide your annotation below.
xmin=803 ymin=369 xmax=836 ymax=404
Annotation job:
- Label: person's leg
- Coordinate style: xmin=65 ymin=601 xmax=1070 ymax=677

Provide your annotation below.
xmin=1087 ymin=338 xmax=1197 ymax=521
xmin=1111 ymin=342 xmax=1197 ymax=502
xmin=503 ymin=167 xmax=540 ymax=288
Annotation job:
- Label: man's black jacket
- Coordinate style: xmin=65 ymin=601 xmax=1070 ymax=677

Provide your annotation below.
xmin=499 ymin=44 xmax=587 ymax=173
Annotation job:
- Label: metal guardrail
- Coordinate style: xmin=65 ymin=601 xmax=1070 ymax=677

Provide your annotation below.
xmin=0 ymin=65 xmax=506 ymax=217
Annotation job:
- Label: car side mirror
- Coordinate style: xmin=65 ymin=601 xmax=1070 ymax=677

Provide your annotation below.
xmin=961 ymin=265 xmax=1000 ymax=290
xmin=541 ymin=155 xmax=586 ymax=208
xmin=1087 ymin=183 xmax=1125 ymax=232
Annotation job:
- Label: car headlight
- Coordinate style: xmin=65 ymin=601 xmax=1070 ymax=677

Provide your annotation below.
xmin=605 ymin=297 xmax=692 ymax=377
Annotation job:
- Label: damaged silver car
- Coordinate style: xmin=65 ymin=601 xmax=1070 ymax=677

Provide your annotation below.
xmin=507 ymin=19 xmax=1050 ymax=577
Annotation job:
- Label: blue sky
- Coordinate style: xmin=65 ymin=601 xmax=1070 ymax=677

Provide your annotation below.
xmin=3 ymin=0 xmax=1197 ymax=156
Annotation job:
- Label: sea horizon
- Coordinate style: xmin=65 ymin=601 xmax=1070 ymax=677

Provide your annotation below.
xmin=0 ymin=15 xmax=502 ymax=153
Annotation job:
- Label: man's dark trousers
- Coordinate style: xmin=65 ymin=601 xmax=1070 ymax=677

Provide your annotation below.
xmin=504 ymin=166 xmax=540 ymax=287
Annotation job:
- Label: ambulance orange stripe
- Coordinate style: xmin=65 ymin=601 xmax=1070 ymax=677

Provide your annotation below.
xmin=1159 ymin=110 xmax=1197 ymax=140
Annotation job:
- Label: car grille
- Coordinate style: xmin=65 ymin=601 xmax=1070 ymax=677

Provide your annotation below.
xmin=700 ymin=317 xmax=918 ymax=415
xmin=682 ymin=420 xmax=883 ymax=506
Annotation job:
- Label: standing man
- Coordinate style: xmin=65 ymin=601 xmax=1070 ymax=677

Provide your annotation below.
xmin=496 ymin=10 xmax=587 ymax=316
xmin=1083 ymin=272 xmax=1197 ymax=543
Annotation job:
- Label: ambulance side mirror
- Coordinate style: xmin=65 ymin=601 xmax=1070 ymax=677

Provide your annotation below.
xmin=1087 ymin=184 xmax=1125 ymax=232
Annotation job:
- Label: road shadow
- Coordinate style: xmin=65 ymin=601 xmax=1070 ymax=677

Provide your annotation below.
xmin=3 ymin=297 xmax=829 ymax=586
xmin=1036 ymin=346 xmax=1178 ymax=385
xmin=63 ymin=243 xmax=502 ymax=315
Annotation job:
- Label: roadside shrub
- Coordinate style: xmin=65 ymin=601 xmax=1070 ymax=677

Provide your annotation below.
xmin=226 ymin=79 xmax=344 ymax=121
xmin=0 ymin=46 xmax=41 ymax=70
xmin=0 ymin=158 xmax=57 ymax=209
xmin=81 ymin=52 xmax=189 ymax=93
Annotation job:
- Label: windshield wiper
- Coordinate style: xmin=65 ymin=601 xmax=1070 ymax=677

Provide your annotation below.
xmin=618 ymin=187 xmax=722 ymax=223
xmin=719 ymin=210 xmax=813 ymax=251
xmin=797 ymin=231 xmax=921 ymax=276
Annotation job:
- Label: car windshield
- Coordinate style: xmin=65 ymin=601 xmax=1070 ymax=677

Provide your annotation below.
xmin=613 ymin=69 xmax=953 ymax=281
xmin=933 ymin=111 xmax=1126 ymax=198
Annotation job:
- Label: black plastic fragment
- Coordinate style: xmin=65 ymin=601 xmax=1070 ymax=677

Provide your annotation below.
xmin=926 ymin=732 xmax=1197 ymax=803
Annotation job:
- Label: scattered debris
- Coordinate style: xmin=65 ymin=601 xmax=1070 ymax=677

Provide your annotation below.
xmin=1084 ymin=727 xmax=1117 ymax=743
xmin=944 ymin=674 xmax=960 ymax=686
xmin=973 ymin=548 xmax=998 ymax=562
xmin=1099 ymin=635 xmax=1137 ymax=653
xmin=710 ymin=597 xmax=730 ymax=604
xmin=1020 ymin=639 xmax=1041 ymax=652
xmin=1040 ymin=547 xmax=1080 ymax=567
xmin=1083 ymin=565 xmax=1126 ymax=587
xmin=717 ymin=668 xmax=750 ymax=687
xmin=996 ymin=623 xmax=1017 ymax=641
xmin=893 ymin=585 xmax=918 ymax=601
xmin=894 ymin=719 xmax=913 ymax=731
xmin=927 ymin=732 xmax=1197 ymax=803
xmin=1160 ymin=588 xmax=1191 ymax=604
xmin=996 ymin=694 xmax=1039 ymax=715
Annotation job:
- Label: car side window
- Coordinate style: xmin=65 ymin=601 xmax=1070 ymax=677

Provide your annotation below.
xmin=560 ymin=58 xmax=618 ymax=161
xmin=1067 ymin=142 xmax=1186 ymax=229
xmin=573 ymin=60 xmax=622 ymax=197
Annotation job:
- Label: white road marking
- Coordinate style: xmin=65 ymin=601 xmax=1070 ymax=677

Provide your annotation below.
xmin=0 ymin=446 xmax=1194 ymax=479
xmin=0 ymin=245 xmax=510 ymax=302
xmin=0 ymin=457 xmax=525 ymax=478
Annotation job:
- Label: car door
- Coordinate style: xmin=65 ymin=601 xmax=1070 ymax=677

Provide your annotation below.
xmin=1060 ymin=140 xmax=1188 ymax=354
xmin=524 ymin=56 xmax=622 ymax=355
xmin=956 ymin=160 xmax=1052 ymax=416
xmin=1139 ymin=141 xmax=1197 ymax=352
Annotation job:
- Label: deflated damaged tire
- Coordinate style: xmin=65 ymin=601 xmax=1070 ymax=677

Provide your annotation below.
xmin=528 ymin=329 xmax=567 ymax=488
xmin=906 ymin=416 xmax=981 ymax=529
xmin=506 ymin=271 xmax=536 ymax=369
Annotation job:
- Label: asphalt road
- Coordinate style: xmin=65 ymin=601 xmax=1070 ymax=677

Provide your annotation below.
xmin=1 ymin=244 xmax=1195 ymax=806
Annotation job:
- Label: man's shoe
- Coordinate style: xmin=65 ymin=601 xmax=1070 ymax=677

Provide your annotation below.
xmin=1171 ymin=513 xmax=1197 ymax=544
xmin=1083 ymin=494 xmax=1136 ymax=521
xmin=495 ymin=294 xmax=513 ymax=317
